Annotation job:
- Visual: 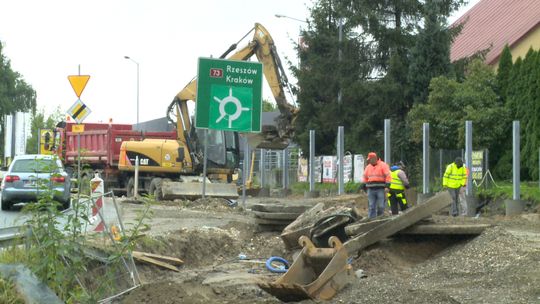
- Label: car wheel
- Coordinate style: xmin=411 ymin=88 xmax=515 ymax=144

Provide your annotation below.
xmin=1 ymin=199 xmax=11 ymax=211
xmin=61 ymin=199 xmax=71 ymax=210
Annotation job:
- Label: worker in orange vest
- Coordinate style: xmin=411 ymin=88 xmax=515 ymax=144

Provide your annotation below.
xmin=362 ymin=152 xmax=391 ymax=218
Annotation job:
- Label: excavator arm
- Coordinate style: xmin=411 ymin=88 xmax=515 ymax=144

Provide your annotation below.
xmin=167 ymin=23 xmax=298 ymax=150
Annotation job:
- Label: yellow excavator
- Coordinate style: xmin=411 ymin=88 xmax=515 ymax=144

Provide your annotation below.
xmin=118 ymin=23 xmax=298 ymax=200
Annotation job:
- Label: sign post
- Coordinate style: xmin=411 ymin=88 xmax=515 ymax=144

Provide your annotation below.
xmin=67 ymin=73 xmax=91 ymax=202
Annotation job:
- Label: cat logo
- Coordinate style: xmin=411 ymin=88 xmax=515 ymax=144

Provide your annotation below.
xmin=139 ymin=158 xmax=149 ymax=165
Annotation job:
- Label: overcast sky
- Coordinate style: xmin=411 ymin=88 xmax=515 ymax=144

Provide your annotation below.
xmin=0 ymin=0 xmax=478 ymax=125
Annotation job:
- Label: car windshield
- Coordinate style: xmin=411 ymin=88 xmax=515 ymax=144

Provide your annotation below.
xmin=11 ymin=159 xmax=60 ymax=173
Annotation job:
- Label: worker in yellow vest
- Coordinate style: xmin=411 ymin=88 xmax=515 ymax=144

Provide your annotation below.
xmin=388 ymin=161 xmax=410 ymax=215
xmin=443 ymin=157 xmax=468 ymax=217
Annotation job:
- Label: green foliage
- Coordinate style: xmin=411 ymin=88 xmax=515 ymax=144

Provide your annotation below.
xmin=407 ymin=59 xmax=509 ymax=153
xmin=0 ymin=277 xmax=25 ymax=304
xmin=477 ymin=181 xmax=540 ymax=205
xmin=408 ymin=0 xmax=453 ymax=105
xmin=0 ymin=42 xmax=37 ymax=159
xmin=293 ymin=0 xmax=465 ymax=160
xmin=505 ymin=48 xmax=540 ymax=180
xmin=290 ymin=181 xmax=360 ymax=195
xmin=262 ymin=99 xmax=276 ymax=112
xmin=496 ymin=45 xmax=513 ymax=100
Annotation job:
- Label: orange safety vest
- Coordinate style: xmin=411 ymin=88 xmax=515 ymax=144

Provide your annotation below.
xmin=363 ymin=160 xmax=391 ymax=188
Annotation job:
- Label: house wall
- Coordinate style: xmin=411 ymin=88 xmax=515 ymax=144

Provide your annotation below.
xmin=491 ymin=25 xmax=540 ymax=67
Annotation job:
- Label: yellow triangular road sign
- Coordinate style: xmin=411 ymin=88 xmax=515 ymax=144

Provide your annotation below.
xmin=68 ymin=75 xmax=91 ymax=97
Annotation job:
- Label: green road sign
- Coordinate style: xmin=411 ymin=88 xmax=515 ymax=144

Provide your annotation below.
xmin=195 ymin=58 xmax=262 ymax=132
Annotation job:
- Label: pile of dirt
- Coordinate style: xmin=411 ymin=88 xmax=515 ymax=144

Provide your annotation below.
xmin=135 ymin=226 xmax=239 ymax=267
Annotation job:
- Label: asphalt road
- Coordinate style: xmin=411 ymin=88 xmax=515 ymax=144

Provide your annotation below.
xmin=0 ymin=192 xmax=119 ymax=232
xmin=0 ymin=198 xmax=74 ymax=229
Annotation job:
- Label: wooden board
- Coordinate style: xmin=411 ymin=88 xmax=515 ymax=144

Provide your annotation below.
xmin=132 ymin=251 xmax=181 ymax=272
xmin=132 ymin=251 xmax=183 ymax=265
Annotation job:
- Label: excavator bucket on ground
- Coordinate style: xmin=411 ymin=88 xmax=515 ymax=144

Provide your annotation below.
xmin=161 ymin=178 xmax=239 ymax=200
xmin=258 ymin=236 xmax=353 ymax=302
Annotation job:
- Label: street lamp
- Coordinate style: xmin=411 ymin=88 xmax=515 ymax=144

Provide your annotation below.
xmin=274 ymin=14 xmax=307 ymax=23
xmin=124 ymin=56 xmax=139 ymax=125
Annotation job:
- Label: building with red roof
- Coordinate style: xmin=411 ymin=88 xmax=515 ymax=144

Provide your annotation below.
xmin=450 ymin=0 xmax=540 ymax=67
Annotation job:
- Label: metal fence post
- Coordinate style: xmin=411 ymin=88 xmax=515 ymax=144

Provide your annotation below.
xmin=309 ymin=130 xmax=315 ymax=192
xmin=338 ymin=126 xmax=344 ymax=195
xmin=260 ymin=149 xmax=266 ymax=189
xmin=282 ymin=147 xmax=288 ymax=190
xmin=465 ymin=121 xmax=473 ymax=196
xmin=513 ymin=121 xmax=520 ymax=201
xmin=384 ymin=119 xmax=391 ymax=165
xmin=422 ymin=123 xmax=429 ymax=195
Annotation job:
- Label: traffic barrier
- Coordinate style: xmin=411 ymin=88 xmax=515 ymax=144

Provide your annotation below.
xmin=90 ymin=173 xmax=105 ymax=232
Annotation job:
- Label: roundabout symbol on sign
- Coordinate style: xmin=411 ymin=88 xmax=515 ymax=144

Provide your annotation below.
xmin=213 ymin=87 xmax=249 ymax=128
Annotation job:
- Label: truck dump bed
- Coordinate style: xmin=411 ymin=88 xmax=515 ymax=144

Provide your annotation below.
xmin=59 ymin=122 xmax=177 ymax=167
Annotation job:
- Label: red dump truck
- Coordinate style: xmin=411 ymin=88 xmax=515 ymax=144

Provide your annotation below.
xmin=53 ymin=121 xmax=177 ymax=193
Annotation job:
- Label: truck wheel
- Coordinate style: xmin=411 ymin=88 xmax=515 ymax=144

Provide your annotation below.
xmin=149 ymin=178 xmax=163 ymax=201
xmin=126 ymin=177 xmax=135 ymax=197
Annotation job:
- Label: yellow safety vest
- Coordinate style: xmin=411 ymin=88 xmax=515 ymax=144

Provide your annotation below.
xmin=389 ymin=170 xmax=405 ymax=190
xmin=443 ymin=163 xmax=467 ymax=189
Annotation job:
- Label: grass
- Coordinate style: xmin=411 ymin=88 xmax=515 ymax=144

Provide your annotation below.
xmin=0 ymin=277 xmax=25 ymax=304
xmin=289 ymin=181 xmax=361 ymax=195
xmin=477 ymin=181 xmax=540 ymax=205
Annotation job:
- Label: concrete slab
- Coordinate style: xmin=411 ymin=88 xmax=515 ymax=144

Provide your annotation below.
xmin=344 ymin=191 xmax=452 ymax=254
xmin=397 ymin=223 xmax=492 ymax=235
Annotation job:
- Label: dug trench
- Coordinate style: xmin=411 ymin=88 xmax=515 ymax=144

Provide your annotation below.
xmin=115 ymin=196 xmax=540 ymax=303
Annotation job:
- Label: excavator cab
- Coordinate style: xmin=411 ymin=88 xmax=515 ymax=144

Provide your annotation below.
xmin=192 ymin=128 xmax=239 ymax=171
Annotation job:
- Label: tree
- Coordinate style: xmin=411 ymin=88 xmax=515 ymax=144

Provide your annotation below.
xmin=0 ymin=41 xmax=37 ymax=158
xmin=408 ymin=1 xmax=455 ymax=105
xmin=505 ymin=48 xmax=540 ymax=179
xmin=407 ymin=59 xmax=509 ymax=152
xmin=496 ymin=45 xmax=513 ymax=101
xmin=262 ymin=99 xmax=276 ymax=112
xmin=292 ymin=0 xmax=466 ymax=158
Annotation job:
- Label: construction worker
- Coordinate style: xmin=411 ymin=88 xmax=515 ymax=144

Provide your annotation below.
xmin=387 ymin=161 xmax=410 ymax=215
xmin=443 ymin=157 xmax=468 ymax=217
xmin=362 ymin=152 xmax=391 ymax=219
